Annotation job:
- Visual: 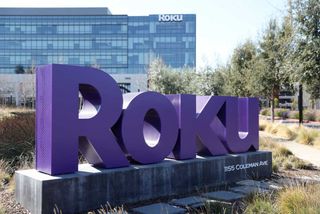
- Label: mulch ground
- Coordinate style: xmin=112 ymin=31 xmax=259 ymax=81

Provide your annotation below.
xmin=0 ymin=189 xmax=29 ymax=214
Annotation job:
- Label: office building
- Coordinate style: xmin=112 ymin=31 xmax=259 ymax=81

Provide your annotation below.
xmin=0 ymin=8 xmax=196 ymax=94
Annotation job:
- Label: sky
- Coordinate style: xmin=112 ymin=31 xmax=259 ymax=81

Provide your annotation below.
xmin=0 ymin=0 xmax=288 ymax=68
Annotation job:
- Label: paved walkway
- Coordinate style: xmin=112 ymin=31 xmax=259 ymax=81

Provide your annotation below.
xmin=260 ymin=131 xmax=320 ymax=168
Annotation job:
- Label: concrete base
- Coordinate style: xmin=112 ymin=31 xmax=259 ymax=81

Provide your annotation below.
xmin=203 ymin=191 xmax=245 ymax=202
xmin=15 ymin=151 xmax=272 ymax=214
xmin=132 ymin=203 xmax=186 ymax=214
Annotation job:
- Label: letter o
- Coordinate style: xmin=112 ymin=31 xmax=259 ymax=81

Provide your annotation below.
xmin=121 ymin=92 xmax=179 ymax=164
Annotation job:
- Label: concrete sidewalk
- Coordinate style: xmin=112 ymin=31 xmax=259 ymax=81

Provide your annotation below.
xmin=260 ymin=131 xmax=320 ymax=168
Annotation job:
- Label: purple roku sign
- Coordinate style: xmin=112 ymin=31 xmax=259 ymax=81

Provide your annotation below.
xmin=36 ymin=64 xmax=259 ymax=175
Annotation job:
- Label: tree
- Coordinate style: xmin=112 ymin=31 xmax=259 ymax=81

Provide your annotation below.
xmin=255 ymin=18 xmax=293 ymax=122
xmin=293 ymin=0 xmax=320 ymax=103
xmin=148 ymin=58 xmax=226 ymax=95
xmin=15 ymin=64 xmax=25 ymax=74
xmin=148 ymin=58 xmax=188 ymax=94
xmin=198 ymin=65 xmax=227 ymax=96
xmin=224 ymin=40 xmax=258 ymax=97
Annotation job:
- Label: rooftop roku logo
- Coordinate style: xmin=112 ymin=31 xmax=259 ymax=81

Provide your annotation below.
xmin=36 ymin=64 xmax=259 ymax=175
xmin=158 ymin=14 xmax=183 ymax=22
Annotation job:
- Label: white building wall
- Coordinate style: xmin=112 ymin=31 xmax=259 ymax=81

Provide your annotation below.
xmin=0 ymin=73 xmax=148 ymax=106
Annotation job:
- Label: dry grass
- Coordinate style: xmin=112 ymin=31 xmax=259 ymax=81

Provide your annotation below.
xmin=0 ymin=204 xmax=5 ymax=214
xmin=261 ymin=120 xmax=320 ymax=147
xmin=296 ymin=126 xmax=319 ymax=145
xmin=277 ymin=184 xmax=320 ymax=214
xmin=0 ymin=158 xmax=23 ymax=193
xmin=87 ymin=204 xmax=127 ymax=214
xmin=244 ymin=184 xmax=320 ymax=214
xmin=52 ymin=203 xmax=127 ymax=214
xmin=262 ymin=120 xmax=296 ymax=140
xmin=260 ymin=137 xmax=313 ymax=172
xmin=0 ymin=107 xmax=15 ymax=120
xmin=289 ymin=125 xmax=301 ymax=133
xmin=273 ymin=146 xmax=293 ymax=157
xmin=313 ymin=137 xmax=320 ymax=149
xmin=0 ymin=113 xmax=35 ymax=173
xmin=0 ymin=160 xmax=10 ymax=189
xmin=275 ymin=125 xmax=296 ymax=140
xmin=304 ymin=110 xmax=317 ymax=121
xmin=288 ymin=111 xmax=299 ymax=120
xmin=259 ymin=120 xmax=268 ymax=131
xmin=0 ymin=109 xmax=35 ymax=195
xmin=6 ymin=176 xmax=15 ymax=193
xmin=0 ymin=107 xmax=34 ymax=120
xmin=296 ymin=128 xmax=314 ymax=145
xmin=260 ymin=137 xmax=278 ymax=150
xmin=244 ymin=196 xmax=276 ymax=214
xmin=264 ymin=122 xmax=275 ymax=134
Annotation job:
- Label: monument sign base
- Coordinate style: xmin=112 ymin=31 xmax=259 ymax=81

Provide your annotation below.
xmin=15 ymin=151 xmax=272 ymax=214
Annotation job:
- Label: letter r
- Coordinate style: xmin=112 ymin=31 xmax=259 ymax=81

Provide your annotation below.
xmin=36 ymin=64 xmax=128 ymax=175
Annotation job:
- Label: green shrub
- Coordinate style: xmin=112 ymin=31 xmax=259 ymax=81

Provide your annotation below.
xmin=275 ymin=108 xmax=289 ymax=119
xmin=304 ymin=110 xmax=317 ymax=121
xmin=274 ymin=98 xmax=279 ymax=108
xmin=316 ymin=111 xmax=320 ymax=122
xmin=288 ymin=111 xmax=299 ymax=120
xmin=291 ymin=98 xmax=298 ymax=110
xmin=260 ymin=108 xmax=270 ymax=116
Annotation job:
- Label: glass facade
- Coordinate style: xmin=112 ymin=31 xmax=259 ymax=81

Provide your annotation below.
xmin=0 ymin=8 xmax=196 ymax=74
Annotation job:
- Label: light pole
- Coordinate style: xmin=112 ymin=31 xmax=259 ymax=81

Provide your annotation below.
xmin=298 ymin=83 xmax=303 ymax=125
